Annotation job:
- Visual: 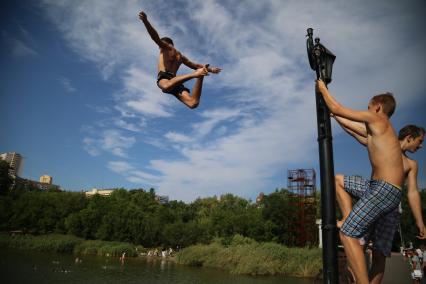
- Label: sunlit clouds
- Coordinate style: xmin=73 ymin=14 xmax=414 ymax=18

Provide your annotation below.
xmin=38 ymin=0 xmax=426 ymax=201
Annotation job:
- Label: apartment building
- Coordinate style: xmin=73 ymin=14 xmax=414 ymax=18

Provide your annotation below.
xmin=0 ymin=152 xmax=23 ymax=177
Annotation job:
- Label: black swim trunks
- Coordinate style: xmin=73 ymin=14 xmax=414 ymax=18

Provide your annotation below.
xmin=157 ymin=71 xmax=189 ymax=96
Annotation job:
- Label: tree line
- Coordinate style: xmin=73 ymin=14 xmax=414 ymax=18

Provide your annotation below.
xmin=0 ymin=185 xmax=318 ymax=248
xmin=0 ymin=159 xmax=423 ymax=248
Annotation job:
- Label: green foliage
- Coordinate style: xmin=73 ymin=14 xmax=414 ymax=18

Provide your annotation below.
xmin=6 ymin=184 xmax=420 ymax=252
xmin=0 ymin=233 xmax=136 ymax=256
xmin=176 ymin=235 xmax=322 ymax=276
xmin=0 ymin=233 xmax=82 ymax=253
xmin=0 ymin=160 xmax=12 ymax=194
xmin=73 ymin=239 xmax=136 ymax=257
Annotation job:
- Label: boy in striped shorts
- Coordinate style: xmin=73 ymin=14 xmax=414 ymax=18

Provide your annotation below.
xmin=316 ymin=79 xmax=404 ymax=284
xmin=333 ymin=123 xmax=426 ymax=283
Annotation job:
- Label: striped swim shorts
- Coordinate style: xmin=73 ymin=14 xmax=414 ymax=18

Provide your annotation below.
xmin=340 ymin=176 xmax=402 ymax=243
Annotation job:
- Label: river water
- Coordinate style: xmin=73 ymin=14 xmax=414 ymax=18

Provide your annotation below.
xmin=0 ymin=248 xmax=313 ymax=284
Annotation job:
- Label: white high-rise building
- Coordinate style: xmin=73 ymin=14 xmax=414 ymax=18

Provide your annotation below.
xmin=0 ymin=152 xmax=23 ymax=177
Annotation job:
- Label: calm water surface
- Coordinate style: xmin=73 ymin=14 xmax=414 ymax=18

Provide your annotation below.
xmin=0 ymin=248 xmax=314 ymax=284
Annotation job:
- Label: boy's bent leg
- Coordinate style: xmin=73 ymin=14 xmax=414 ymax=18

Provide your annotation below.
xmin=340 ymin=232 xmax=369 ymax=284
xmin=176 ymin=76 xmax=204 ymax=109
xmin=158 ymin=68 xmax=208 ymax=93
xmin=158 ymin=73 xmax=197 ymax=93
xmin=336 ymin=174 xmax=353 ymax=227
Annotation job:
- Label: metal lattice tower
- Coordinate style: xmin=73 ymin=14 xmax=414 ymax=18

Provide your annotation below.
xmin=287 ymin=169 xmax=317 ymax=246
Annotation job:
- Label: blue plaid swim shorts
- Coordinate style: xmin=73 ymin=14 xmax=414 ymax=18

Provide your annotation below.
xmin=364 ymin=208 xmax=400 ymax=257
xmin=340 ymin=176 xmax=402 ymax=248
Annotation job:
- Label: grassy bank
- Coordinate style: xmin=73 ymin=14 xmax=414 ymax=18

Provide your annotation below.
xmin=0 ymin=233 xmax=137 ymax=257
xmin=176 ymin=235 xmax=322 ymax=277
xmin=0 ymin=233 xmax=322 ymax=277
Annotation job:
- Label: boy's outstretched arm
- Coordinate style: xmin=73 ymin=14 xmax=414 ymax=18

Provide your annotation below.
xmin=316 ymin=79 xmax=374 ymax=123
xmin=406 ymin=161 xmax=426 ymax=239
xmin=139 ymin=11 xmax=170 ymax=50
xmin=181 ymin=55 xmax=222 ymax=73
xmin=333 ymin=115 xmax=368 ymax=146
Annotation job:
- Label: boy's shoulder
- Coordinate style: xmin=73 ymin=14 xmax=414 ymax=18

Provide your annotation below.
xmin=403 ymin=154 xmax=417 ymax=170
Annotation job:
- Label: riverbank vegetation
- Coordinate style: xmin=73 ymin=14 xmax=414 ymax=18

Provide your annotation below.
xmin=0 ymin=232 xmax=321 ymax=277
xmin=0 ymin=186 xmax=320 ymax=248
xmin=0 ymin=184 xmax=423 ymax=249
xmin=0 ymin=233 xmax=137 ymax=257
xmin=177 ymin=234 xmax=322 ymax=277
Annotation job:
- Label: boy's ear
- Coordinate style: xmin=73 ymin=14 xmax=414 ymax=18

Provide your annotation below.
xmin=375 ymin=104 xmax=381 ymax=113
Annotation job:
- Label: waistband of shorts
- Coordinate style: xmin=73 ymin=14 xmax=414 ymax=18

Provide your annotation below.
xmin=371 ymin=179 xmax=402 ymax=190
xmin=158 ymin=70 xmax=175 ymax=76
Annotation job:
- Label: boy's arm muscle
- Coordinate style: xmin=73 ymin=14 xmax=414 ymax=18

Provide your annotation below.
xmin=406 ymin=161 xmax=426 ymax=239
xmin=182 ymin=55 xmax=222 ymax=73
xmin=334 ymin=115 xmax=368 ymax=138
xmin=334 ymin=117 xmax=367 ymax=146
xmin=139 ymin=11 xmax=171 ymax=50
xmin=316 ymin=80 xmax=375 ymax=124
xmin=181 ymin=55 xmax=203 ymax=70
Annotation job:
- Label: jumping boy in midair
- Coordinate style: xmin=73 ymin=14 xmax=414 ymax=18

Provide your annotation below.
xmin=316 ymin=79 xmax=404 ymax=284
xmin=139 ymin=11 xmax=221 ymax=109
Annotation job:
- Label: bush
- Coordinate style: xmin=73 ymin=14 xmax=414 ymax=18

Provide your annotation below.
xmin=176 ymin=236 xmax=322 ymax=277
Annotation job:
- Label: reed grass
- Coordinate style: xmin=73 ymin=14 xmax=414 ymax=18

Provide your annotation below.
xmin=176 ymin=235 xmax=322 ymax=277
xmin=0 ymin=233 xmax=136 ymax=256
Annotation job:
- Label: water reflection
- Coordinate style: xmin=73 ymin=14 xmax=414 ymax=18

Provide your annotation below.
xmin=0 ymin=248 xmax=312 ymax=284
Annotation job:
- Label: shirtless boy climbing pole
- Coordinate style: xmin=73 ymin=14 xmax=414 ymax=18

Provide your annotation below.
xmin=139 ymin=11 xmax=221 ymax=109
xmin=316 ymin=79 xmax=404 ymax=284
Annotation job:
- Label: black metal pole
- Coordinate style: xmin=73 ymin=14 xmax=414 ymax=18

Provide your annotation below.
xmin=307 ymin=29 xmax=339 ymax=283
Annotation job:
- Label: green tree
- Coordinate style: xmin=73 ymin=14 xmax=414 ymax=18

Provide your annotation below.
xmin=0 ymin=160 xmax=12 ymax=194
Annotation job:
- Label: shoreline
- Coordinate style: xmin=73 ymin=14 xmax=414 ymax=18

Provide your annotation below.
xmin=0 ymin=232 xmax=322 ymax=277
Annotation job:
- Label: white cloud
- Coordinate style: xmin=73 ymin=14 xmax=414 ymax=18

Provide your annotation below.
xmin=2 ymin=30 xmax=38 ymax=57
xmin=107 ymin=160 xmax=162 ymax=185
xmin=82 ymin=129 xmax=136 ymax=158
xmin=101 ymin=130 xmax=136 ymax=157
xmin=113 ymin=118 xmax=145 ymax=132
xmin=164 ymin=132 xmax=193 ymax=143
xmin=113 ymin=66 xmax=174 ymax=118
xmin=60 ymin=77 xmax=76 ymax=93
xmin=108 ymin=161 xmax=134 ymax=174
xmin=86 ymin=104 xmax=111 ymax=114
xmin=82 ymin=137 xmax=101 ymax=156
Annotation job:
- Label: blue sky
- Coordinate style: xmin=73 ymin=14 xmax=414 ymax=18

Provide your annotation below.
xmin=1 ymin=0 xmax=425 ymax=202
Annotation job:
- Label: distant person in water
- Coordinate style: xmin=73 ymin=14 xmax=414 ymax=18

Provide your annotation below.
xmin=139 ymin=11 xmax=222 ymax=109
xmin=120 ymin=252 xmax=126 ymax=265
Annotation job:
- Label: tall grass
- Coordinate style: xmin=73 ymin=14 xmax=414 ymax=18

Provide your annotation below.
xmin=0 ymin=233 xmax=136 ymax=256
xmin=176 ymin=235 xmax=322 ymax=277
xmin=74 ymin=240 xmax=137 ymax=257
xmin=0 ymin=233 xmax=82 ymax=253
